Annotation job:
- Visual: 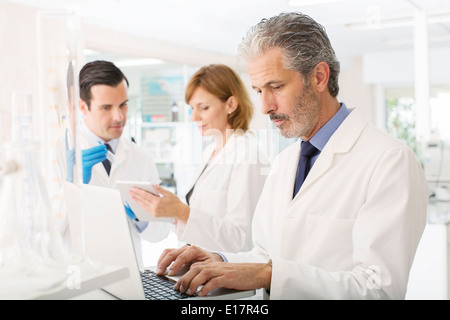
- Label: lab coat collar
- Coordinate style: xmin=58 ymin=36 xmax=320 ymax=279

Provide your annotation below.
xmin=307 ymin=103 xmax=351 ymax=152
xmin=190 ymin=131 xmax=246 ymax=189
xmin=294 ymin=107 xmax=367 ymax=198
xmin=80 ymin=121 xmax=131 ymax=179
xmin=107 ymin=136 xmax=130 ymax=178
xmin=330 ymin=107 xmax=367 ymax=154
xmin=80 ymin=130 xmax=130 ymax=183
xmin=80 ymin=120 xmax=120 ymax=152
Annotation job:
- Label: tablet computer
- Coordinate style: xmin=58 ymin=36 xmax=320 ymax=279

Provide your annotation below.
xmin=115 ymin=180 xmax=174 ymax=222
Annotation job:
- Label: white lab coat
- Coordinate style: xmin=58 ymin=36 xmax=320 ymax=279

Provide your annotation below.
xmin=225 ymin=108 xmax=428 ymax=299
xmin=79 ymin=129 xmax=171 ymax=267
xmin=177 ymin=131 xmax=270 ymax=253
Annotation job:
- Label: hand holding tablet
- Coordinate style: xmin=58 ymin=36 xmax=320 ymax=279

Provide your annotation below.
xmin=115 ymin=180 xmax=173 ymax=222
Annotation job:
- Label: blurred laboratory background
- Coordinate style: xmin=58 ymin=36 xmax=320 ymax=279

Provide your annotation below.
xmin=1 ymin=0 xmax=450 ymax=299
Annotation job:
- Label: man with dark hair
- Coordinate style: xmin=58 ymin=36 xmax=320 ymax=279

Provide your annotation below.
xmin=79 ymin=60 xmax=131 ymax=184
xmin=79 ymin=60 xmax=170 ymax=267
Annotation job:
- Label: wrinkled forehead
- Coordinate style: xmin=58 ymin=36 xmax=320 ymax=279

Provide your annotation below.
xmin=246 ymin=48 xmax=289 ymax=86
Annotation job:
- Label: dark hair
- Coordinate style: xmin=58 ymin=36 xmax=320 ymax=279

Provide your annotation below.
xmin=238 ymin=12 xmax=340 ymax=97
xmin=79 ymin=60 xmax=129 ymax=107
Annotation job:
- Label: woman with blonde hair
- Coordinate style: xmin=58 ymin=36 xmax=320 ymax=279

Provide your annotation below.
xmin=130 ymin=64 xmax=269 ymax=252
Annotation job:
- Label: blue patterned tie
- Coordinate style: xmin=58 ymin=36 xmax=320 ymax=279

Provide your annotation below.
xmin=293 ymin=140 xmax=319 ymax=197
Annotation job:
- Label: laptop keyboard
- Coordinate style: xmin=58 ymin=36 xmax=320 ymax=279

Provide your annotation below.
xmin=140 ymin=269 xmax=195 ymax=300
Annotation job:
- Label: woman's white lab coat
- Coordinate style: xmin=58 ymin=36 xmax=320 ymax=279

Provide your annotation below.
xmin=80 ymin=131 xmax=171 ymax=267
xmin=177 ymin=131 xmax=270 ymax=253
xmin=225 ymin=108 xmax=428 ymax=299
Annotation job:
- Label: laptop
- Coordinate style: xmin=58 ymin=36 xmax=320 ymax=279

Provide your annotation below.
xmin=64 ymin=182 xmax=255 ymax=300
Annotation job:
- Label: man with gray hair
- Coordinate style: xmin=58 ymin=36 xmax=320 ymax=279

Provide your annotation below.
xmin=156 ymin=12 xmax=428 ymax=299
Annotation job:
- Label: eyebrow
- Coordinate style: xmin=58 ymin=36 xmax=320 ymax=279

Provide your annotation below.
xmin=99 ymin=99 xmax=128 ymax=108
xmin=190 ymin=100 xmax=209 ymax=108
xmin=252 ymin=80 xmax=284 ymax=90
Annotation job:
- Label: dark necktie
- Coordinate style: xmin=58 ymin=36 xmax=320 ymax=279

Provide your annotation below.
xmin=293 ymin=140 xmax=319 ymax=197
xmin=102 ymin=143 xmax=112 ymax=176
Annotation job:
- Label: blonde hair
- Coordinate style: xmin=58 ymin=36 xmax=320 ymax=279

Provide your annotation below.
xmin=185 ymin=64 xmax=253 ymax=132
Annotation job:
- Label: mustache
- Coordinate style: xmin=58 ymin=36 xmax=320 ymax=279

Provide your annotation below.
xmin=269 ymin=113 xmax=290 ymax=121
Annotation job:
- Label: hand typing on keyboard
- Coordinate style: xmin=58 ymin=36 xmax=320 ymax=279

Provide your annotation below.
xmin=156 ymin=245 xmax=270 ymax=297
xmin=140 ymin=270 xmax=195 ymax=300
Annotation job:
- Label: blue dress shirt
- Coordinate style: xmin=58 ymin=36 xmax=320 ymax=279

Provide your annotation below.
xmin=304 ymin=103 xmax=350 ymax=166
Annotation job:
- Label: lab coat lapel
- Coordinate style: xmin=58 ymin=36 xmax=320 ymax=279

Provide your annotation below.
xmin=282 ymin=141 xmax=302 ymax=203
xmin=185 ymin=134 xmax=239 ymax=198
xmin=198 ymin=133 xmax=237 ymax=180
xmin=92 ymin=158 xmax=110 ymax=183
xmin=184 ymin=142 xmax=215 ymax=195
xmin=295 ymin=140 xmax=335 ymax=196
xmin=109 ymin=138 xmax=128 ymax=178
xmin=294 ymin=108 xmax=366 ymax=197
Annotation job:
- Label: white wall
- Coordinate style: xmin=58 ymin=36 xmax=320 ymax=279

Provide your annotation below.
xmin=338 ymin=56 xmax=375 ymax=124
xmin=82 ymin=23 xmax=244 ymax=73
xmin=363 ymin=47 xmax=450 ymax=86
xmin=0 ymin=1 xmax=40 ymax=143
xmin=0 ymin=1 xmax=383 ymax=143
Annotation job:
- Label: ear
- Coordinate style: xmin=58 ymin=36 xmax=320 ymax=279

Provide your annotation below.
xmin=226 ymin=96 xmax=238 ymax=114
xmin=312 ymin=61 xmax=330 ymax=94
xmin=79 ymin=98 xmax=89 ymax=116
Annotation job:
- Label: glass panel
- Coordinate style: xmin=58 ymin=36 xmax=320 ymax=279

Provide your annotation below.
xmin=385 ymin=87 xmax=420 ymax=160
xmin=385 ymin=85 xmax=450 ymax=219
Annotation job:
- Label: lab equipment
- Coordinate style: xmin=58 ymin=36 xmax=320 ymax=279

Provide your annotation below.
xmin=11 ymin=92 xmax=34 ymax=143
xmin=106 ymin=147 xmax=120 ymax=166
xmin=65 ymin=129 xmax=75 ymax=182
xmin=0 ymin=160 xmax=20 ymax=178
xmin=97 ymin=141 xmax=121 ymax=168
xmin=0 ymin=142 xmax=69 ymax=296
xmin=37 ymin=9 xmax=84 ymax=236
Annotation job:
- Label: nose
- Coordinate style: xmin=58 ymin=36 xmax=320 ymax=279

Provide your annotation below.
xmin=260 ymin=91 xmax=277 ymax=115
xmin=191 ymin=107 xmax=201 ymax=122
xmin=112 ymin=107 xmax=125 ymax=122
